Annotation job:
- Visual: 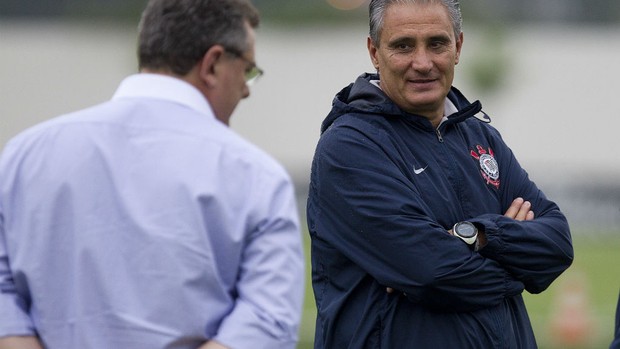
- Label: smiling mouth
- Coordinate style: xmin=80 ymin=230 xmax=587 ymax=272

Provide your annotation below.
xmin=409 ymin=78 xmax=436 ymax=84
xmin=408 ymin=79 xmax=438 ymax=89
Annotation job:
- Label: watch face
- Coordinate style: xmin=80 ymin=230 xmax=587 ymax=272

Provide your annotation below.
xmin=455 ymin=222 xmax=477 ymax=238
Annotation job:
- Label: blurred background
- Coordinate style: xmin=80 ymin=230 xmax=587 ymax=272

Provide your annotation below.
xmin=1 ymin=0 xmax=619 ymax=348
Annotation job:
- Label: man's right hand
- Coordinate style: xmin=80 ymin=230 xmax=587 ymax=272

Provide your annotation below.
xmin=504 ymin=197 xmax=535 ymax=221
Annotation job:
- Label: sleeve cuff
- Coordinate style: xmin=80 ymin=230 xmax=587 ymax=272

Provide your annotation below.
xmin=469 ymin=215 xmax=505 ymax=259
xmin=212 ymin=301 xmax=299 ymax=349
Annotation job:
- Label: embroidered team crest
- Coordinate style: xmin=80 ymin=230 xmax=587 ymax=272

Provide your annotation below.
xmin=470 ymin=145 xmax=500 ymax=189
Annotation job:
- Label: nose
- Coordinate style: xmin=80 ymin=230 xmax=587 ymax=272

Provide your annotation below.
xmin=410 ymin=48 xmax=433 ymax=73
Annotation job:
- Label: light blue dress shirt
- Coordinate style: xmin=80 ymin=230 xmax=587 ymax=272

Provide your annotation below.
xmin=0 ymin=74 xmax=305 ymax=349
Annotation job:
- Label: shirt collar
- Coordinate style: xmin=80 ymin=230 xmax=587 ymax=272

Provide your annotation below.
xmin=443 ymin=98 xmax=458 ymax=117
xmin=112 ymin=73 xmax=215 ymax=118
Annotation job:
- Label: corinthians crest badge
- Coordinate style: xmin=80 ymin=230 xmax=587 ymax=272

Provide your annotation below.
xmin=470 ymin=145 xmax=500 ymax=189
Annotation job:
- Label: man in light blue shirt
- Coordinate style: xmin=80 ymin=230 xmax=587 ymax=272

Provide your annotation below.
xmin=0 ymin=1 xmax=304 ymax=348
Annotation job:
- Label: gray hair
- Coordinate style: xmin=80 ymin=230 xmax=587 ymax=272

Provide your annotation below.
xmin=138 ymin=0 xmax=259 ymax=76
xmin=369 ymin=0 xmax=462 ymax=46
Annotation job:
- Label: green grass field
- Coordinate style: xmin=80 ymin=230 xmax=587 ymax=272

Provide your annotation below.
xmin=297 ymin=234 xmax=620 ymax=349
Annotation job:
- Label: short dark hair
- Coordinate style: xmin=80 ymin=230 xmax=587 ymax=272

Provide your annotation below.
xmin=138 ymin=0 xmax=259 ymax=76
xmin=369 ymin=0 xmax=462 ymax=46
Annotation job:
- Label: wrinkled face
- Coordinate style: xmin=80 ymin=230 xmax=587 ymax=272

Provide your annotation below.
xmin=368 ymin=1 xmax=463 ymax=126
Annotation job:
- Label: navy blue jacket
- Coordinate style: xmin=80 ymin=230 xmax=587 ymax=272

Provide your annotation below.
xmin=307 ymin=73 xmax=574 ymax=348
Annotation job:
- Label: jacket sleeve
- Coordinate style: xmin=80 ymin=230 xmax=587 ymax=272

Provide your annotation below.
xmin=470 ymin=133 xmax=574 ymax=294
xmin=309 ymin=123 xmax=524 ymax=313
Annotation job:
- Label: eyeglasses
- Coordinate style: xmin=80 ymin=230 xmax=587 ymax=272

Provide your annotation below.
xmin=225 ymin=48 xmax=264 ymax=86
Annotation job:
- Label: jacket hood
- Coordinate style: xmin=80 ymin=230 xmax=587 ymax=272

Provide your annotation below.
xmin=321 ymin=73 xmax=488 ymax=133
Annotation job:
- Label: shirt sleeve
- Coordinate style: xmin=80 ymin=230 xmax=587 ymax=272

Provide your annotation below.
xmin=0 ymin=204 xmax=37 ymax=337
xmin=470 ymin=139 xmax=574 ymax=294
xmin=309 ymin=124 xmax=524 ymax=313
xmin=213 ymin=171 xmax=304 ymax=349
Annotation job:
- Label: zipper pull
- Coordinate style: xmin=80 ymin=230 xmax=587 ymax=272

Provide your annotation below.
xmin=436 ymin=128 xmax=444 ymax=142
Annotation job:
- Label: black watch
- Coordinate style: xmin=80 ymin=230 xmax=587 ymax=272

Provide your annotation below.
xmin=452 ymin=221 xmax=478 ymax=246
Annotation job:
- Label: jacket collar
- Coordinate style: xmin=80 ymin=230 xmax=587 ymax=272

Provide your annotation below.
xmin=322 ymin=73 xmax=489 ymax=134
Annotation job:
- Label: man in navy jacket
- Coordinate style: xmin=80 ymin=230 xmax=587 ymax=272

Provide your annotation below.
xmin=307 ymin=0 xmax=573 ymax=347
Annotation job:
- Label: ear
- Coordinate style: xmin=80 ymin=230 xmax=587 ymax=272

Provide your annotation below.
xmin=455 ymin=32 xmax=464 ymax=65
xmin=367 ymin=36 xmax=380 ymax=71
xmin=198 ymin=45 xmax=226 ymax=88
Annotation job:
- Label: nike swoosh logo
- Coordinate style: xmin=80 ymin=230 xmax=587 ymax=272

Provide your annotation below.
xmin=413 ymin=166 xmax=428 ymax=175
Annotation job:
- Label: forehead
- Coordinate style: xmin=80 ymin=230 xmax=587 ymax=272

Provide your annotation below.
xmin=381 ymin=2 xmax=454 ymax=41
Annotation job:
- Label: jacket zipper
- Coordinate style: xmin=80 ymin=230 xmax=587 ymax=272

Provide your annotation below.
xmin=435 ymin=117 xmax=448 ymax=142
xmin=435 ymin=128 xmax=444 ymax=142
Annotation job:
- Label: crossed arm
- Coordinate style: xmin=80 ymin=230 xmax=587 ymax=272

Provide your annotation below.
xmin=387 ymin=197 xmax=534 ymax=295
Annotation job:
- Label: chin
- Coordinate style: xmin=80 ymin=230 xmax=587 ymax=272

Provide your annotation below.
xmin=407 ymin=98 xmax=443 ymax=110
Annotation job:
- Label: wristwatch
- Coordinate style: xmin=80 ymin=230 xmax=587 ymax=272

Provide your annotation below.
xmin=452 ymin=221 xmax=478 ymax=246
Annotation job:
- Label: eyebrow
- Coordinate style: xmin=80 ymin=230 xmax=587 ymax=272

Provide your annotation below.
xmin=388 ymin=32 xmax=452 ymax=46
xmin=429 ymin=33 xmax=453 ymax=43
